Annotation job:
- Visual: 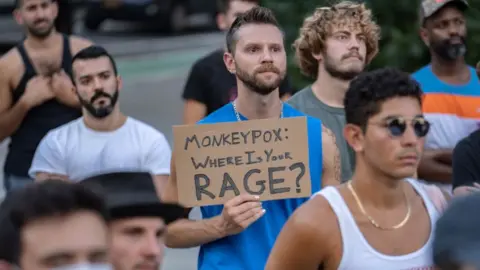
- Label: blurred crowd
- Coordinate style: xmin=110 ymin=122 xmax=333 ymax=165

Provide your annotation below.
xmin=0 ymin=0 xmax=480 ymax=270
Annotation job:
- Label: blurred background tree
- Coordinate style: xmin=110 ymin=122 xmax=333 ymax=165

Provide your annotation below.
xmin=262 ymin=0 xmax=480 ymax=91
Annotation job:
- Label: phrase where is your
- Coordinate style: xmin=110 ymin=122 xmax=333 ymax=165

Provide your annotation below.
xmin=185 ymin=128 xmax=291 ymax=168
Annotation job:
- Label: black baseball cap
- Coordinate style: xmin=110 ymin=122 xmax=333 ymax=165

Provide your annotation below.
xmin=433 ymin=193 xmax=480 ymax=268
xmin=81 ymin=172 xmax=186 ymax=224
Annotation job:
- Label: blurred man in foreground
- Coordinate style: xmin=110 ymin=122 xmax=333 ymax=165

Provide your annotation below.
xmin=0 ymin=180 xmax=111 ymax=270
xmin=433 ymin=193 xmax=480 ymax=269
xmin=81 ymin=172 xmax=185 ymax=270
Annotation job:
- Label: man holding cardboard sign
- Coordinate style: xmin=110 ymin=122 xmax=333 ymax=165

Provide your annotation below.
xmin=163 ymin=6 xmax=340 ymax=270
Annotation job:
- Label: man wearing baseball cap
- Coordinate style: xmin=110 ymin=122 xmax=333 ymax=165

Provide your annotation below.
xmin=419 ymin=0 xmax=468 ymax=22
xmin=413 ymin=0 xmax=480 ymax=195
xmin=81 ymin=172 xmax=186 ymax=270
xmin=433 ymin=193 xmax=480 ymax=269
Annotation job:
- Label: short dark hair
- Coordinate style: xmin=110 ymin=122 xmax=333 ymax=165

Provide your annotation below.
xmin=72 ymin=45 xmax=118 ymax=76
xmin=0 ymin=196 xmax=19 ymax=264
xmin=15 ymin=0 xmax=55 ymax=8
xmin=0 ymin=180 xmax=109 ymax=265
xmin=344 ymin=67 xmax=423 ymax=130
xmin=217 ymin=0 xmax=259 ymax=14
xmin=226 ymin=6 xmax=282 ymax=54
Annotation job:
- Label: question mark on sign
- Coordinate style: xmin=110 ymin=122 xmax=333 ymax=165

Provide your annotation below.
xmin=289 ymin=162 xmax=306 ymax=193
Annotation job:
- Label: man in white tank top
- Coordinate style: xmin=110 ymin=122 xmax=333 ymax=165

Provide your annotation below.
xmin=266 ymin=67 xmax=450 ymax=270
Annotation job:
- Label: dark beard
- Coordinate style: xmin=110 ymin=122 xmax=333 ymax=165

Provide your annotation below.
xmin=27 ymin=21 xmax=54 ymax=39
xmin=235 ymin=64 xmax=284 ymax=96
xmin=79 ymin=90 xmax=119 ymax=119
xmin=324 ymin=56 xmax=363 ymax=81
xmin=431 ymin=36 xmax=467 ymax=61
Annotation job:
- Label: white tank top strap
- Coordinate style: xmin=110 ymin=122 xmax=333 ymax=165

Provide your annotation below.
xmin=406 ymin=178 xmax=441 ymax=218
xmin=313 ymin=187 xmax=359 ymax=267
xmin=311 ymin=180 xmax=439 ymax=269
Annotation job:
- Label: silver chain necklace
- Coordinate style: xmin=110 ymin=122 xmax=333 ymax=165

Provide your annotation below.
xmin=232 ymin=100 xmax=283 ymax=121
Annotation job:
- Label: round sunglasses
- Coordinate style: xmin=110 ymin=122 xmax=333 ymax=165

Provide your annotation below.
xmin=373 ymin=117 xmax=430 ymax=138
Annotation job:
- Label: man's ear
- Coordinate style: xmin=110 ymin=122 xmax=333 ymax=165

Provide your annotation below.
xmin=419 ymin=27 xmax=430 ymax=48
xmin=476 ymin=61 xmax=480 ymax=78
xmin=224 ymin=52 xmax=236 ymax=74
xmin=343 ymin=123 xmax=364 ymax=152
xmin=116 ymin=75 xmax=123 ymax=91
xmin=217 ymin=13 xmax=228 ymax=30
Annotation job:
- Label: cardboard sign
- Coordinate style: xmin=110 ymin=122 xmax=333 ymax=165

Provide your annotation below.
xmin=172 ymin=117 xmax=311 ymax=207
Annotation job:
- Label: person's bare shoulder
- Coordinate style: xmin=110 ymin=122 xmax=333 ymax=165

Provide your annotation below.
xmin=69 ymin=36 xmax=94 ymax=55
xmin=0 ymin=48 xmax=22 ymax=81
xmin=266 ymin=191 xmax=341 ymax=269
xmin=292 ymin=193 xmax=339 ymax=238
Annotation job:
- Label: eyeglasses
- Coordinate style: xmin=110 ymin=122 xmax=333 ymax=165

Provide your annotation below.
xmin=370 ymin=117 xmax=430 ymax=138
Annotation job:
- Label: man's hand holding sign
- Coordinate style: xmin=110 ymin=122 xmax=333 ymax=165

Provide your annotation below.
xmin=162 ymin=117 xmax=340 ymax=248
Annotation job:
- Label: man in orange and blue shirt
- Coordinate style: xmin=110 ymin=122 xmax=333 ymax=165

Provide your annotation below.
xmin=413 ymin=0 xmax=480 ymax=193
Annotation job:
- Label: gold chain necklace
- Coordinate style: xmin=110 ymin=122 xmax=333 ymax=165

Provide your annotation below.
xmin=347 ymin=181 xmax=411 ymax=230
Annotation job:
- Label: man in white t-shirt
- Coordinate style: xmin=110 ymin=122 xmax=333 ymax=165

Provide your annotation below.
xmin=29 ymin=45 xmax=171 ymax=193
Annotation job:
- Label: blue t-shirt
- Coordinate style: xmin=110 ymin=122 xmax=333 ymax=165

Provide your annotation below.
xmin=196 ymin=102 xmax=323 ymax=270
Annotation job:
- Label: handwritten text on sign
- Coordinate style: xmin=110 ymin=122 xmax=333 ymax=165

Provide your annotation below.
xmin=172 ymin=117 xmax=311 ymax=207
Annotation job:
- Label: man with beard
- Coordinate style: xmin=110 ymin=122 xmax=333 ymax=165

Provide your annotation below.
xmin=28 ymin=46 xmax=172 ymax=195
xmin=0 ymin=0 xmax=93 ymax=192
xmin=162 ymin=7 xmax=341 ymax=270
xmin=80 ymin=172 xmax=185 ymax=270
xmin=182 ymin=0 xmax=294 ymax=125
xmin=413 ymin=0 xmax=480 ymax=193
xmin=266 ymin=67 xmax=447 ymax=270
xmin=287 ymin=1 xmax=381 ymax=182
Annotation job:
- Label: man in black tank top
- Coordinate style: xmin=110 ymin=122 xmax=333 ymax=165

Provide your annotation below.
xmin=0 ymin=0 xmax=92 ymax=192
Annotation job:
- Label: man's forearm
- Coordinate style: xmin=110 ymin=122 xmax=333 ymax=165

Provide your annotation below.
xmin=0 ymin=100 xmax=30 ymax=142
xmin=418 ymin=156 xmax=452 ymax=183
xmin=434 ymin=149 xmax=452 ymax=165
xmin=56 ymin=90 xmax=80 ymax=108
xmin=35 ymin=172 xmax=69 ymax=182
xmin=166 ymin=216 xmax=227 ymax=248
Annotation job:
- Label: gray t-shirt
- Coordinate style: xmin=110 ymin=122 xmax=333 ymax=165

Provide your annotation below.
xmin=287 ymin=87 xmax=355 ymax=182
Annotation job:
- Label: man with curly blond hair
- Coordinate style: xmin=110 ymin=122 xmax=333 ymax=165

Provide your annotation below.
xmin=287 ymin=1 xmax=380 ymax=182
